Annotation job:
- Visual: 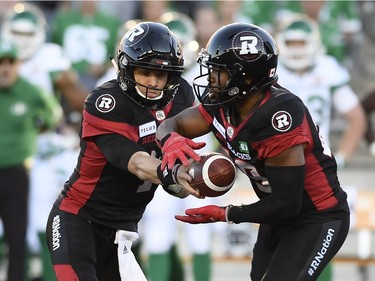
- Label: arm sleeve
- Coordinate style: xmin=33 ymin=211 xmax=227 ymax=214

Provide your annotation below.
xmin=228 ymin=165 xmax=305 ymax=224
xmin=94 ymin=133 xmax=146 ymax=171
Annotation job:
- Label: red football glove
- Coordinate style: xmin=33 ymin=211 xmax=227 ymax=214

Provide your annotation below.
xmin=160 ymin=132 xmax=206 ymax=169
xmin=175 ymin=205 xmax=226 ymax=224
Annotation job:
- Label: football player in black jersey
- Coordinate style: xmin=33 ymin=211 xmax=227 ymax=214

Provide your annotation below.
xmin=156 ymin=23 xmax=350 ymax=281
xmin=45 ymin=22 xmax=201 ymax=281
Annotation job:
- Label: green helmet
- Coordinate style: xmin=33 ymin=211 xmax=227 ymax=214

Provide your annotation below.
xmin=276 ymin=14 xmax=324 ymax=71
xmin=1 ymin=2 xmax=47 ymax=60
xmin=161 ymin=12 xmax=199 ymax=70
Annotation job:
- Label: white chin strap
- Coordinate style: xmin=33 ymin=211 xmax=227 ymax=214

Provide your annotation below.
xmin=135 ymin=86 xmax=164 ymax=101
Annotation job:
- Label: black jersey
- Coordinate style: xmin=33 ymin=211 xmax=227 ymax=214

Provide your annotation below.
xmin=55 ymin=78 xmax=195 ymax=231
xmin=199 ymin=86 xmax=348 ymax=223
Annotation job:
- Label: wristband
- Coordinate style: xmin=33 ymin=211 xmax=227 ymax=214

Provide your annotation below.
xmin=225 ymin=205 xmax=234 ymax=224
xmin=157 ymin=163 xmax=181 ymax=186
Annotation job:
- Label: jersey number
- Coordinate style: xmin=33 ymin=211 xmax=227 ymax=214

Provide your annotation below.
xmin=235 ymin=160 xmax=271 ymax=194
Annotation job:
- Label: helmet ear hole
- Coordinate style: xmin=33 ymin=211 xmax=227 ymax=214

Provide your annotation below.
xmin=119 ymin=55 xmax=128 ymax=68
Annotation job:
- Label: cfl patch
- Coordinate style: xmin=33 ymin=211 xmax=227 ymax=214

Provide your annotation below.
xmin=271 ymin=111 xmax=292 ymax=132
xmin=95 ymin=94 xmax=116 ymax=113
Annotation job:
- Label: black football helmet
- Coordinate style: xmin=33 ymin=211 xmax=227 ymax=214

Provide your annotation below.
xmin=193 ymin=23 xmax=279 ymax=107
xmin=116 ymin=22 xmax=184 ymax=109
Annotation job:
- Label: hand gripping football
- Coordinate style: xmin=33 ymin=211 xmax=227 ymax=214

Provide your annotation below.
xmin=188 ymin=152 xmax=236 ymax=197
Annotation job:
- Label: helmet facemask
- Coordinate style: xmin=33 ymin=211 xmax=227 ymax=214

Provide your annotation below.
xmin=118 ymin=54 xmax=181 ymax=109
xmin=193 ymin=49 xmax=241 ymax=107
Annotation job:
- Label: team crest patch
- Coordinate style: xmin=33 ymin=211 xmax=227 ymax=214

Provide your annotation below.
xmin=95 ymin=94 xmax=116 ymax=113
xmin=232 ymin=30 xmax=263 ymax=62
xmin=125 ymin=23 xmax=148 ymax=46
xmin=271 ymin=111 xmax=292 ymax=132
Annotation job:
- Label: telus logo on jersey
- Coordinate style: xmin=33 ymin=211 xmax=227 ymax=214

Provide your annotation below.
xmin=51 ymin=215 xmax=61 ymax=251
xmin=271 ymin=111 xmax=292 ymax=132
xmin=139 ymin=121 xmax=157 ymax=137
xmin=95 ymin=94 xmax=116 ymax=113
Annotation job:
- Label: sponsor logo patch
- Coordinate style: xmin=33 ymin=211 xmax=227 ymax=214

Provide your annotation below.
xmin=139 ymin=121 xmax=157 ymax=137
xmin=308 ymin=228 xmax=335 ymax=276
xmin=52 ymin=215 xmax=61 ymax=251
xmin=239 ymin=141 xmax=249 ymax=153
xmin=213 ymin=117 xmax=226 ymax=139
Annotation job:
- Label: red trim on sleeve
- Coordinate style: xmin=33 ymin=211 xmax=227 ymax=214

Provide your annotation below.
xmin=252 ymin=126 xmax=310 ymax=159
xmin=54 ymin=264 xmax=79 ymax=280
xmin=82 ymin=110 xmax=139 ymax=142
xmin=60 ymin=141 xmax=106 ymax=214
xmin=304 ymin=155 xmax=338 ymax=211
xmin=303 ymin=119 xmax=339 ymax=211
xmin=197 ymin=104 xmax=214 ymax=124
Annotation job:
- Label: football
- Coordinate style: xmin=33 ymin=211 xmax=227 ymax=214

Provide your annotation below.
xmin=188 ymin=152 xmax=236 ymax=197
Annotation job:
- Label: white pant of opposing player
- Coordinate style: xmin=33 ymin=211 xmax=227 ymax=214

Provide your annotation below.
xmin=143 ymin=186 xmax=220 ymax=254
xmin=28 ymin=149 xmax=79 ymax=253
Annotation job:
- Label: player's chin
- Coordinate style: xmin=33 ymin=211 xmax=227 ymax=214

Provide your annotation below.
xmin=147 ymin=91 xmax=162 ymax=99
xmin=208 ymin=91 xmax=218 ymax=99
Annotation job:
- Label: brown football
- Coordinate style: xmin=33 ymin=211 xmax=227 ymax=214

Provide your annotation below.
xmin=188 ymin=152 xmax=236 ymax=197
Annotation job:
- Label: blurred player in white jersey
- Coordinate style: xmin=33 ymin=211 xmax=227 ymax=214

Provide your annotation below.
xmin=1 ymin=2 xmax=88 ymax=280
xmin=276 ymin=13 xmax=366 ymax=169
xmin=275 ymin=14 xmax=366 ymax=281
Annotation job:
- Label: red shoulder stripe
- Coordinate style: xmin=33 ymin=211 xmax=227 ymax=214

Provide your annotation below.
xmin=82 ymin=110 xmax=139 ymax=142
